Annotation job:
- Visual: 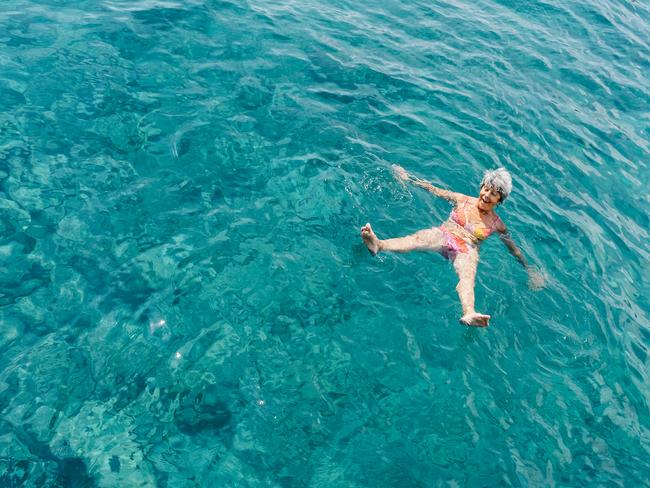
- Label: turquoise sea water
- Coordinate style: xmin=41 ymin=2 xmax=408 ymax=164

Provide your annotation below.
xmin=1 ymin=0 xmax=649 ymax=485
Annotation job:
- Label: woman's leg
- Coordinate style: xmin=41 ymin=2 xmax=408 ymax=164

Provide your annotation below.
xmin=361 ymin=223 xmax=444 ymax=255
xmin=452 ymin=250 xmax=491 ymax=327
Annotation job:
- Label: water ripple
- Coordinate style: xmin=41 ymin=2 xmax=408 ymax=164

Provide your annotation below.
xmin=0 ymin=0 xmax=648 ymax=485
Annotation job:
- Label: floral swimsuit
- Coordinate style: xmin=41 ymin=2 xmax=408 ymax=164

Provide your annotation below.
xmin=440 ymin=200 xmax=500 ymax=260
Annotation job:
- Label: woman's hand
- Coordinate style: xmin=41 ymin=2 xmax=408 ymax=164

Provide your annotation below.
xmin=527 ymin=266 xmax=547 ymax=290
xmin=392 ymin=164 xmax=409 ymax=182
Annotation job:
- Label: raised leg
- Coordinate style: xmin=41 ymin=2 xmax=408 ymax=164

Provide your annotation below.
xmin=453 ymin=250 xmax=490 ymax=327
xmin=361 ymin=223 xmax=444 ymax=255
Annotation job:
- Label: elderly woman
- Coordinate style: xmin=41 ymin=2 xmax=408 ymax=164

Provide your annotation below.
xmin=361 ymin=166 xmax=542 ymax=327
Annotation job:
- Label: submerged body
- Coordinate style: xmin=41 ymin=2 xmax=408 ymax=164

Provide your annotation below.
xmin=361 ymin=166 xmax=540 ymax=327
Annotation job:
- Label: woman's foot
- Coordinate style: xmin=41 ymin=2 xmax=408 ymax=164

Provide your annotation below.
xmin=360 ymin=223 xmax=381 ymax=255
xmin=460 ymin=312 xmax=490 ymax=327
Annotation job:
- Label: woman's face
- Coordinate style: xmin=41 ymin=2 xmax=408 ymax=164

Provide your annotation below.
xmin=478 ymin=185 xmax=501 ymax=208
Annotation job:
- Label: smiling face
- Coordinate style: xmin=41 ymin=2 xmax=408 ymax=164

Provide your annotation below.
xmin=477 ymin=184 xmax=502 ymax=211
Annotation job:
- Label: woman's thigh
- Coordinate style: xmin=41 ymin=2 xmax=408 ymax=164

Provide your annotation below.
xmin=412 ymin=227 xmax=446 ymax=251
xmin=452 ymin=248 xmax=479 ymax=279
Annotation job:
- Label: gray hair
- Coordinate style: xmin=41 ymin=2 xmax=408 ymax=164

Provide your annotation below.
xmin=481 ymin=167 xmax=512 ymax=202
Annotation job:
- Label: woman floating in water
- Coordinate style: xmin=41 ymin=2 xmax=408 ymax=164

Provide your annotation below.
xmin=361 ymin=166 xmax=543 ymax=327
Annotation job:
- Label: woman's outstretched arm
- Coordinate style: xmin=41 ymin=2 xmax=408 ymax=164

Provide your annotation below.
xmin=498 ymin=227 xmax=546 ymax=289
xmin=498 ymin=230 xmax=529 ymax=268
xmin=393 ymin=165 xmax=466 ymax=204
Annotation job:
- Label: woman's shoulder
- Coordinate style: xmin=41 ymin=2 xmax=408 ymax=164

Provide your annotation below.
xmin=491 ymin=211 xmax=506 ymax=232
xmin=454 ymin=195 xmax=474 ymax=206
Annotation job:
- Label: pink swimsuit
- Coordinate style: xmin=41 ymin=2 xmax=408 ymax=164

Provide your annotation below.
xmin=440 ymin=200 xmax=500 ymax=260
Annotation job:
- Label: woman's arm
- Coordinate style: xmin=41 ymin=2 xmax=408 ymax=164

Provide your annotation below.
xmin=498 ymin=227 xmax=546 ymax=289
xmin=498 ymin=230 xmax=528 ymax=268
xmin=393 ymin=165 xmax=466 ymax=204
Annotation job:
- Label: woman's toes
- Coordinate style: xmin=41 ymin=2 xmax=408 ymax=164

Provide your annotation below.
xmin=460 ymin=313 xmax=490 ymax=327
xmin=360 ymin=223 xmax=379 ymax=255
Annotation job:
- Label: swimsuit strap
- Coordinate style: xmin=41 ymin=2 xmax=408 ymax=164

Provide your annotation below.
xmin=489 ymin=213 xmax=500 ymax=232
xmin=450 ymin=201 xmax=464 ymax=225
xmin=462 ymin=200 xmax=470 ymax=225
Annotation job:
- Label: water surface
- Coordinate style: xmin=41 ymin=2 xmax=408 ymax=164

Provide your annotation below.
xmin=1 ymin=0 xmax=649 ymax=485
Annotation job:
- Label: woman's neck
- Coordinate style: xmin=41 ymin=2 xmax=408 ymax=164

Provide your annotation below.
xmin=476 ymin=199 xmax=494 ymax=214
